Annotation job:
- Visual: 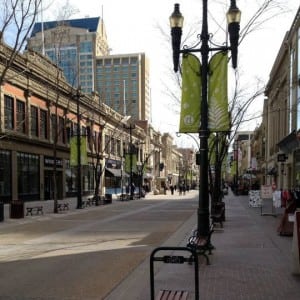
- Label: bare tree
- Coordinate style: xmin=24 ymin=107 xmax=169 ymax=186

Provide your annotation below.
xmin=87 ymin=111 xmax=135 ymax=204
xmin=0 ymin=0 xmax=42 ymax=84
xmin=46 ymin=0 xmax=83 ymax=212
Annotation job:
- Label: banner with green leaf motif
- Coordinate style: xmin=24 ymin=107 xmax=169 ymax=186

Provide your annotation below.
xmin=179 ymin=53 xmax=201 ymax=133
xmin=208 ymin=51 xmax=229 ymax=131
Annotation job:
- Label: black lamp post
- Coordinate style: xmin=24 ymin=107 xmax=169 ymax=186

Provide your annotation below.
xmin=124 ymin=123 xmax=136 ymax=200
xmin=75 ymin=87 xmax=83 ymax=209
xmin=170 ymin=1 xmax=241 ymax=237
xmin=234 ymin=140 xmax=239 ymax=195
xmin=136 ymin=161 xmax=142 ymax=198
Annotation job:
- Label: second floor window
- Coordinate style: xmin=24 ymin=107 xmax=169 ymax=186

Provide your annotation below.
xmin=16 ymin=100 xmax=25 ymax=133
xmin=30 ymin=106 xmax=38 ymax=137
xmin=4 ymin=95 xmax=14 ymax=130
xmin=40 ymin=110 xmax=48 ymax=139
xmin=51 ymin=114 xmax=57 ymax=141
xmin=59 ymin=117 xmax=65 ymax=143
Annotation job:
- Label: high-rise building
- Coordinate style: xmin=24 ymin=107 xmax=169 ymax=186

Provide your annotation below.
xmin=28 ymin=17 xmax=151 ymax=121
xmin=96 ymin=53 xmax=150 ymax=121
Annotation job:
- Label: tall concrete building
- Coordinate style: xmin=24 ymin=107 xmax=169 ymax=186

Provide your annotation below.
xmin=28 ymin=17 xmax=151 ymax=121
xmin=96 ymin=53 xmax=150 ymax=121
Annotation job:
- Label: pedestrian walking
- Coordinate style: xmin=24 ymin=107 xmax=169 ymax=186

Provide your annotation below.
xmin=170 ymin=185 xmax=174 ymax=195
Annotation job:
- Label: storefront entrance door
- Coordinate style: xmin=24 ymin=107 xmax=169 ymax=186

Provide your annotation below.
xmin=44 ymin=170 xmax=63 ymax=200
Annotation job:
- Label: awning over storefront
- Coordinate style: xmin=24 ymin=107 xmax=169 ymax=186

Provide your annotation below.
xmin=277 ymin=130 xmax=300 ymax=154
xmin=105 ymin=168 xmax=128 ymax=177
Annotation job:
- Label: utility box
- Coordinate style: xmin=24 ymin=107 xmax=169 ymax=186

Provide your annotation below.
xmin=10 ymin=200 xmax=24 ymax=219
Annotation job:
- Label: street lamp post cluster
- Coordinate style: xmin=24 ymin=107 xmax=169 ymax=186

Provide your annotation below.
xmin=170 ymin=1 xmax=241 ymax=237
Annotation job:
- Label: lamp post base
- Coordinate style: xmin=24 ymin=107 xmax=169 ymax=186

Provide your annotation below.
xmin=197 ymin=208 xmax=210 ymax=236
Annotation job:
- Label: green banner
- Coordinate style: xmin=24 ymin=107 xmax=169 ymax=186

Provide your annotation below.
xmin=70 ymin=136 xmax=88 ymax=166
xmin=124 ymin=153 xmax=137 ymax=173
xmin=208 ymin=51 xmax=229 ymax=131
xmin=179 ymin=53 xmax=201 ymax=133
xmin=230 ymin=160 xmax=237 ymax=176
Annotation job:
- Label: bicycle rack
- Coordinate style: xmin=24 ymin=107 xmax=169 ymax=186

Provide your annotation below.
xmin=150 ymin=246 xmax=199 ymax=300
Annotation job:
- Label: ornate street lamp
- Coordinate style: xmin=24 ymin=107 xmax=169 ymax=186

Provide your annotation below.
xmin=170 ymin=1 xmax=241 ymax=236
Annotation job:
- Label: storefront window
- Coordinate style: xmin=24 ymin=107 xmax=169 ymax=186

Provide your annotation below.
xmin=65 ymin=159 xmax=76 ymax=196
xmin=65 ymin=161 xmax=94 ymax=196
xmin=17 ymin=152 xmax=39 ymax=201
xmin=0 ymin=150 xmax=11 ymax=202
xmin=83 ymin=163 xmax=94 ymax=193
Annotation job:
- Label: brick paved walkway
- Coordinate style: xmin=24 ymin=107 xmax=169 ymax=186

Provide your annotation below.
xmin=106 ymin=190 xmax=300 ymax=300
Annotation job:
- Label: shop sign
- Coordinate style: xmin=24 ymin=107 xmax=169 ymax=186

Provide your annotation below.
xmin=261 ymin=185 xmax=272 ymax=199
xmin=277 ymin=153 xmax=287 ymax=162
xmin=44 ymin=156 xmax=63 ymax=168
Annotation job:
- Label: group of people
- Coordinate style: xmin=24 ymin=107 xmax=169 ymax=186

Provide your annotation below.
xmin=167 ymin=184 xmax=190 ymax=195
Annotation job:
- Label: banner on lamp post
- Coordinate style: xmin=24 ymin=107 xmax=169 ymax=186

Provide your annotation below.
xmin=125 ymin=153 xmax=137 ymax=173
xmin=179 ymin=53 xmax=201 ymax=133
xmin=208 ymin=51 xmax=229 ymax=132
xmin=230 ymin=160 xmax=237 ymax=176
xmin=70 ymin=136 xmax=88 ymax=166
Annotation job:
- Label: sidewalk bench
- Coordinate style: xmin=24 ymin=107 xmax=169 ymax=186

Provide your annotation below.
xmin=150 ymin=247 xmax=199 ymax=300
xmin=211 ymin=206 xmax=225 ymax=227
xmin=57 ymin=202 xmax=69 ymax=211
xmin=82 ymin=199 xmax=92 ymax=208
xmin=156 ymin=290 xmax=188 ymax=300
xmin=187 ymin=225 xmax=214 ymax=265
xmin=104 ymin=194 xmax=112 ymax=204
xmin=26 ymin=206 xmax=43 ymax=216
xmin=87 ymin=195 xmax=97 ymax=205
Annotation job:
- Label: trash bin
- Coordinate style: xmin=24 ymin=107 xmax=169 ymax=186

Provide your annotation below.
xmin=0 ymin=202 xmax=4 ymax=222
xmin=104 ymin=194 xmax=112 ymax=204
xmin=10 ymin=200 xmax=24 ymax=219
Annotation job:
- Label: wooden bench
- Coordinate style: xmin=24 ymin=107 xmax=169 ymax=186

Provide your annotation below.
xmin=150 ymin=247 xmax=199 ymax=300
xmin=156 ymin=290 xmax=188 ymax=300
xmin=82 ymin=199 xmax=92 ymax=208
xmin=57 ymin=202 xmax=69 ymax=211
xmin=186 ymin=225 xmax=214 ymax=265
xmin=26 ymin=206 xmax=43 ymax=216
